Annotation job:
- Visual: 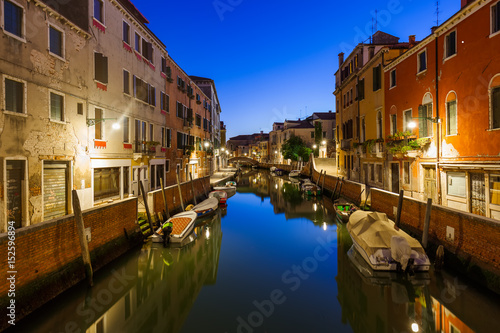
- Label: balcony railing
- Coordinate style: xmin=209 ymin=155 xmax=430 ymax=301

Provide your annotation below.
xmin=341 ymin=139 xmax=352 ymax=150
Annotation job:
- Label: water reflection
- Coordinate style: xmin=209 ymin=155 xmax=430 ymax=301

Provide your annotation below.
xmin=11 ymin=170 xmax=500 ymax=333
xmin=12 ymin=212 xmax=223 ymax=333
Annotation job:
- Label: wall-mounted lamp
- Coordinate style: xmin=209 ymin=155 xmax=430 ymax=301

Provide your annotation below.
xmin=408 ymin=117 xmax=440 ymax=129
xmin=86 ymin=118 xmax=120 ymax=129
xmin=321 ymin=140 xmax=326 ymax=145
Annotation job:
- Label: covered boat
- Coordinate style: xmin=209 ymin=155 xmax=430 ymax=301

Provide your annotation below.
xmin=190 ymin=197 xmax=219 ymax=217
xmin=347 ymin=210 xmax=430 ymax=273
xmin=155 ymin=210 xmax=197 ymax=244
xmin=209 ymin=190 xmax=228 ymax=204
xmin=213 ymin=180 xmax=237 ymax=196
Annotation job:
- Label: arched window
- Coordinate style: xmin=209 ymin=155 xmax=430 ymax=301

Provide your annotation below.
xmin=490 ymin=75 xmax=500 ymax=129
xmin=446 ymin=91 xmax=457 ymax=135
xmin=419 ymin=93 xmax=433 ymax=137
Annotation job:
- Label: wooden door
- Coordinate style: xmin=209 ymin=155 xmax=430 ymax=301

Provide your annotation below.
xmin=470 ymin=173 xmax=486 ymax=216
xmin=391 ymin=163 xmax=399 ymax=194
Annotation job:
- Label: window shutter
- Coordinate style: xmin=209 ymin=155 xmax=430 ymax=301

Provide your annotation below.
xmin=95 ymin=53 xmax=108 ymax=83
xmin=418 ymin=105 xmax=426 ymax=137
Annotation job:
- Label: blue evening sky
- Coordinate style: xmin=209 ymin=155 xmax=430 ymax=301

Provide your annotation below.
xmin=132 ymin=0 xmax=459 ymax=138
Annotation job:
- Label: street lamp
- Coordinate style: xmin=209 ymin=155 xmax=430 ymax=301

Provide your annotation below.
xmin=86 ymin=118 xmax=120 ymax=129
xmin=321 ymin=140 xmax=326 ymax=145
xmin=408 ymin=117 xmax=441 ymax=129
xmin=313 ymin=144 xmax=317 ymax=149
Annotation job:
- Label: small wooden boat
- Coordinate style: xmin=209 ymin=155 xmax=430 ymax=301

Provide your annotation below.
xmin=155 ymin=210 xmax=197 ymax=244
xmin=190 ymin=197 xmax=219 ymax=217
xmin=334 ymin=199 xmax=358 ymax=223
xmin=289 ymin=170 xmax=301 ymax=177
xmin=347 ymin=210 xmax=430 ymax=273
xmin=209 ymin=190 xmax=228 ymax=204
xmin=213 ymin=180 xmax=237 ymax=195
xmin=226 ymin=181 xmax=237 ymax=187
xmin=270 ymin=166 xmax=276 ymax=172
xmin=300 ymin=179 xmax=321 ymax=196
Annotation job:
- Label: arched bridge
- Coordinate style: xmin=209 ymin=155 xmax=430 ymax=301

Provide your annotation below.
xmin=228 ymin=156 xmax=259 ymax=166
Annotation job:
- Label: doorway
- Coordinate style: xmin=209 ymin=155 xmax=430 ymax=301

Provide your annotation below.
xmin=6 ymin=160 xmax=25 ymax=228
xmin=470 ymin=172 xmax=486 ymax=216
xmin=132 ymin=166 xmax=149 ymax=196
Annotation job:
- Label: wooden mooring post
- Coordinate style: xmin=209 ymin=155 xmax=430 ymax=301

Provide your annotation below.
xmin=72 ymin=190 xmax=93 ymax=287
xmin=395 ymin=189 xmax=404 ymax=228
xmin=331 ymin=178 xmax=339 ymax=200
xmin=321 ymin=172 xmax=326 ymax=193
xmin=176 ymin=172 xmax=185 ymax=211
xmin=139 ymin=180 xmax=154 ymax=232
xmin=316 ymin=170 xmax=323 ymax=186
xmin=422 ymin=198 xmax=432 ymax=249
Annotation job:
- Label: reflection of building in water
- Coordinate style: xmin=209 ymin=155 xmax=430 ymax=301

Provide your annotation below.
xmin=335 ymin=222 xmax=486 ymax=333
xmin=16 ymin=213 xmax=223 ymax=333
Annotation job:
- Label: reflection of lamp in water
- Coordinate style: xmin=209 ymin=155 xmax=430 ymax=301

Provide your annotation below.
xmin=411 ymin=322 xmax=419 ymax=332
xmin=313 ymin=203 xmax=317 ymax=211
xmin=205 ymin=227 xmax=210 ymax=239
xmin=322 ymin=222 xmax=327 ymax=231
xmin=275 ymin=184 xmax=278 ymax=189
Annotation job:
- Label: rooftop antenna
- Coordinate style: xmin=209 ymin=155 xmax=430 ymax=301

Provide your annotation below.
xmin=435 ymin=1 xmax=440 ymax=26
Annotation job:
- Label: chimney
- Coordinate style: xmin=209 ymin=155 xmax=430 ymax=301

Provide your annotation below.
xmin=338 ymin=52 xmax=344 ymax=67
xmin=461 ymin=0 xmax=474 ymax=8
xmin=431 ymin=26 xmax=438 ymax=34
xmin=368 ymin=45 xmax=375 ymax=59
xmin=409 ymin=35 xmax=416 ymax=47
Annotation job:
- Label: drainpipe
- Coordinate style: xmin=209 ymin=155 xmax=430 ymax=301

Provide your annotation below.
xmin=356 ymin=74 xmax=361 ymax=182
xmin=435 ymin=33 xmax=442 ymax=205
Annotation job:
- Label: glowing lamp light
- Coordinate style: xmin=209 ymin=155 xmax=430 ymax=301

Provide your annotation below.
xmin=313 ymin=144 xmax=317 ymax=149
xmin=408 ymin=121 xmax=417 ymax=129
xmin=321 ymin=140 xmax=326 ymax=145
xmin=112 ymin=122 xmax=121 ymax=130
xmin=204 ymin=141 xmax=210 ymax=148
xmin=411 ymin=323 xmax=419 ymax=332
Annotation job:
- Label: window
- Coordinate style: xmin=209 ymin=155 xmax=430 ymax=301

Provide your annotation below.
xmin=95 ymin=108 xmax=103 ymax=140
xmin=418 ymin=103 xmax=433 ymax=137
xmin=310 ymin=131 xmax=314 ymax=139
xmin=196 ymin=114 xmax=201 ymax=127
xmin=149 ymin=123 xmax=154 ymax=142
xmin=3 ymin=0 xmax=23 ymax=38
xmin=161 ymin=127 xmax=167 ymax=147
xmin=94 ymin=52 xmax=108 ymax=84
xmin=149 ymin=85 xmax=156 ymax=106
xmin=49 ymin=26 xmax=63 ymax=58
xmin=50 ymin=92 xmax=64 ymax=122
xmin=358 ymin=78 xmax=365 ymax=100
xmin=165 ymin=160 xmax=170 ymax=173
xmin=403 ymin=162 xmax=410 ymax=184
xmin=160 ymin=92 xmax=169 ymax=112
xmin=377 ymin=111 xmax=383 ymax=139
xmin=490 ymin=174 xmax=500 ymax=205
xmin=123 ymin=70 xmax=130 ymax=94
xmin=94 ymin=167 xmax=120 ymax=201
xmin=166 ymin=128 xmax=171 ymax=147
xmin=447 ymin=172 xmax=466 ymax=198
xmin=93 ymin=0 xmax=104 ymax=23
xmin=43 ymin=161 xmax=69 ymax=219
xmin=445 ymin=30 xmax=456 ymax=58
xmin=134 ymin=119 xmax=146 ymax=152
xmin=203 ymin=118 xmax=208 ymax=131
xmin=123 ymin=21 xmax=130 ymax=44
xmin=403 ymin=110 xmax=412 ymax=132
xmin=161 ymin=57 xmax=167 ymax=74
xmin=4 ymin=77 xmax=24 ymax=113
xmin=492 ymin=86 xmax=500 ymax=129
xmin=376 ymin=164 xmax=382 ymax=183
xmin=361 ymin=118 xmax=365 ymax=142
xmin=373 ymin=64 xmax=381 ymax=91
xmin=176 ymin=102 xmax=184 ymax=118
xmin=390 ymin=69 xmax=396 ymax=88
xmin=493 ymin=1 xmax=500 ymax=34
xmin=418 ymin=50 xmax=427 ymax=73
xmin=447 ymin=100 xmax=457 ymax=135
xmin=123 ymin=117 xmax=129 ymax=143
xmin=142 ymin=39 xmax=153 ymax=63
xmin=134 ymin=32 xmax=140 ymax=52
xmin=77 ymin=102 xmax=83 ymax=115
xmin=177 ymin=132 xmax=188 ymax=149
xmin=390 ymin=114 xmax=397 ymax=135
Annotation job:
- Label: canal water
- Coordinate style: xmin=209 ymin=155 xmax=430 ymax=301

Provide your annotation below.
xmin=10 ymin=170 xmax=500 ymax=333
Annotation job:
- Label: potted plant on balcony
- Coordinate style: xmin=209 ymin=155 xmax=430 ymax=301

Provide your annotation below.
xmin=184 ymin=145 xmax=195 ymax=156
xmin=143 ymin=141 xmax=160 ymax=154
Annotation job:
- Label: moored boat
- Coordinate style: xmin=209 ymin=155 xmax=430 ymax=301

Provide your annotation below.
xmin=300 ymin=179 xmax=321 ymax=196
xmin=289 ymin=170 xmax=301 ymax=177
xmin=209 ymin=190 xmax=228 ymax=204
xmin=190 ymin=197 xmax=219 ymax=217
xmin=334 ymin=199 xmax=358 ymax=223
xmin=347 ymin=210 xmax=430 ymax=273
xmin=155 ymin=210 xmax=197 ymax=244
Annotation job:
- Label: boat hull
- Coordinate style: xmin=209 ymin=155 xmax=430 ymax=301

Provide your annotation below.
xmin=155 ymin=211 xmax=197 ymax=244
xmin=191 ymin=197 xmax=219 ymax=217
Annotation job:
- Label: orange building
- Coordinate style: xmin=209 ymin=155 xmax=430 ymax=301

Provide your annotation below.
xmin=384 ymin=0 xmax=500 ymax=218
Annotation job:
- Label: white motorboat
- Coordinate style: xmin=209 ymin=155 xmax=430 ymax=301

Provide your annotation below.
xmin=155 ymin=210 xmax=197 ymax=244
xmin=347 ymin=210 xmax=430 ymax=273
xmin=209 ymin=190 xmax=228 ymax=204
xmin=190 ymin=197 xmax=219 ymax=217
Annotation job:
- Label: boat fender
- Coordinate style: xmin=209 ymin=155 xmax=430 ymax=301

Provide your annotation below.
xmin=185 ymin=204 xmax=194 ymax=211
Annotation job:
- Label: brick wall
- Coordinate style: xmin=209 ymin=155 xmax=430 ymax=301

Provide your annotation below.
xmin=150 ymin=176 xmax=210 ymax=215
xmin=371 ymin=188 xmax=500 ymax=279
xmin=0 ymin=198 xmax=141 ymax=329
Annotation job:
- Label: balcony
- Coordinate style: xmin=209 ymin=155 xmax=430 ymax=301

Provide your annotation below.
xmin=134 ymin=141 xmax=158 ymax=155
xmin=341 ymin=139 xmax=352 ymax=151
xmin=183 ymin=118 xmax=193 ymax=129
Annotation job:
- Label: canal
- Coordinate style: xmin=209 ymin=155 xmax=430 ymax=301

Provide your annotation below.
xmin=10 ymin=169 xmax=500 ymax=333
